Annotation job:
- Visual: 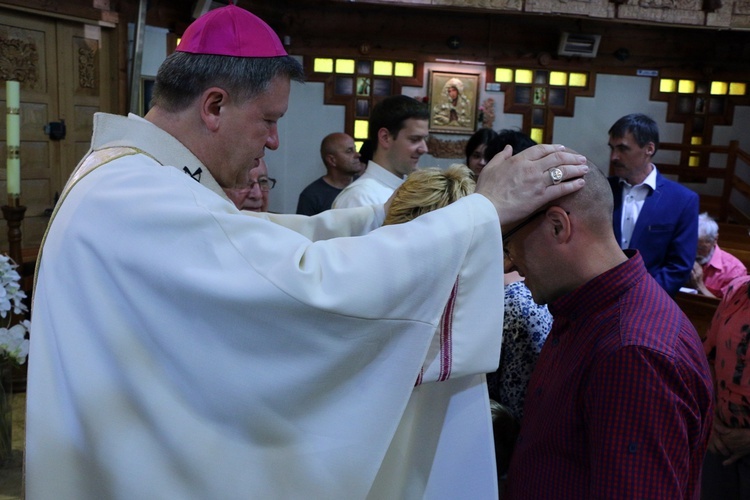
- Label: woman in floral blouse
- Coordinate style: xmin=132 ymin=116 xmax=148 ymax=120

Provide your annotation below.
xmin=486 ymin=276 xmax=552 ymax=421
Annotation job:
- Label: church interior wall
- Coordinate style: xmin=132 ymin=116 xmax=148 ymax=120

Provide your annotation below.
xmin=5 ymin=0 xmax=746 ymax=218
xmin=133 ymin=25 xmax=750 ymax=215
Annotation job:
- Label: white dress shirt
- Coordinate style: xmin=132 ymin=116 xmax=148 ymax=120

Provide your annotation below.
xmin=619 ymin=166 xmax=657 ymax=249
xmin=332 ymin=160 xmax=404 ymax=208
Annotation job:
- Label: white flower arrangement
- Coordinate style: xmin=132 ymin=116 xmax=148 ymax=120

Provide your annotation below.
xmin=0 ymin=255 xmax=28 ymax=365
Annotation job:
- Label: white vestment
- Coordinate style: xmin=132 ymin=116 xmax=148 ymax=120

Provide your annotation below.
xmin=26 ymin=113 xmax=504 ymax=499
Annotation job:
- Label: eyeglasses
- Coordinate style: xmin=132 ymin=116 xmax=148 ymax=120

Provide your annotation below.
xmin=502 ymin=209 xmax=547 ymax=257
xmin=250 ymin=177 xmax=276 ymax=192
xmin=502 ymin=209 xmax=570 ymax=258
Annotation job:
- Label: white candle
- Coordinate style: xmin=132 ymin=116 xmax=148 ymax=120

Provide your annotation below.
xmin=5 ymin=81 xmax=20 ymax=197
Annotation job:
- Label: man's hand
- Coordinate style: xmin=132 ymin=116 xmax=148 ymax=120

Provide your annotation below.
xmin=475 ymin=144 xmax=588 ymax=227
xmin=688 ymin=261 xmax=716 ymax=297
xmin=688 ymin=261 xmax=704 ymax=287
xmin=710 ymin=420 xmax=750 ymax=465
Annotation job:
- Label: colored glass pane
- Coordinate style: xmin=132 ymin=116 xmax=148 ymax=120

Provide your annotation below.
xmin=531 ymin=128 xmax=544 ymax=143
xmin=354 ymin=120 xmax=369 ymax=139
xmin=335 ymin=59 xmax=355 ymax=74
xmin=678 ymin=80 xmax=695 ymax=94
xmin=569 ymin=73 xmax=587 ymax=87
xmin=314 ymin=58 xmax=334 ymax=73
xmin=550 ymin=72 xmax=568 ymax=86
xmin=394 ymin=62 xmax=414 ymax=77
xmin=729 ymin=82 xmax=746 ymax=96
xmin=660 ymin=79 xmax=677 ymax=93
xmin=373 ymin=61 xmax=393 ymax=76
xmin=495 ymin=68 xmax=513 ymax=83
xmin=515 ymin=69 xmax=533 ymax=84
xmin=710 ymin=81 xmax=728 ymax=95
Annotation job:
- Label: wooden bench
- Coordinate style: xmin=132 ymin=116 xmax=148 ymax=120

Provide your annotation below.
xmin=718 ymin=222 xmax=750 ymax=239
xmin=724 ymin=246 xmax=750 ymax=271
xmin=717 ymin=222 xmax=750 ymax=271
xmin=673 ymin=291 xmax=720 ymax=340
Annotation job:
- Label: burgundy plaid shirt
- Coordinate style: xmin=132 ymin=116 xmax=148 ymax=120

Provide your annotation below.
xmin=505 ymin=251 xmax=713 ymax=499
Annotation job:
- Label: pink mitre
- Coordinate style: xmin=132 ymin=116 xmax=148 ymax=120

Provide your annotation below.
xmin=176 ymin=3 xmax=287 ymax=58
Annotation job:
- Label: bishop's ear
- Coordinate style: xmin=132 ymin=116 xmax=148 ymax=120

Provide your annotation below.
xmin=200 ymin=87 xmax=228 ymax=131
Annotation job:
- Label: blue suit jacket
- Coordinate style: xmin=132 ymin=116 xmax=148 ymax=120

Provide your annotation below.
xmin=609 ymin=171 xmax=698 ymax=296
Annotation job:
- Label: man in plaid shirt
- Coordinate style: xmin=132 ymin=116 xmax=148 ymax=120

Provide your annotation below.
xmin=502 ymin=161 xmax=713 ymax=499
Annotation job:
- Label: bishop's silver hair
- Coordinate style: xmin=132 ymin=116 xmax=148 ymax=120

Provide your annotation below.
xmin=151 ymin=53 xmax=304 ymax=112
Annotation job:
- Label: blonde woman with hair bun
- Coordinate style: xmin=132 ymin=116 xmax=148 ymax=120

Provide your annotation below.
xmin=384 ymin=164 xmax=475 ymax=225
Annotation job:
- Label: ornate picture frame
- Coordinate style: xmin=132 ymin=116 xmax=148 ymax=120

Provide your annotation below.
xmin=428 ymin=71 xmax=480 ymax=134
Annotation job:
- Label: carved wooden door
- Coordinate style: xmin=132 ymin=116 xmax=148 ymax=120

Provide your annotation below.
xmin=1 ymin=6 xmax=116 ymax=251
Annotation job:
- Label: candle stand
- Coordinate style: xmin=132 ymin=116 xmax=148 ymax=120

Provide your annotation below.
xmin=1 ymin=202 xmax=26 ymax=268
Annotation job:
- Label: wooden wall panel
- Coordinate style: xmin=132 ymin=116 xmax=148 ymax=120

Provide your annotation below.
xmin=240 ymin=1 xmax=750 ymax=79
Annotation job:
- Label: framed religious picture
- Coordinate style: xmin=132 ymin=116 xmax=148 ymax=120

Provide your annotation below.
xmin=356 ymin=77 xmax=371 ymax=96
xmin=428 ymin=71 xmax=480 ymax=134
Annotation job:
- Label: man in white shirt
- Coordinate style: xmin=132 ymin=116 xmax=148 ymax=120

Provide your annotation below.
xmin=25 ymin=5 xmax=589 ymax=499
xmin=333 ymin=95 xmax=429 ymax=208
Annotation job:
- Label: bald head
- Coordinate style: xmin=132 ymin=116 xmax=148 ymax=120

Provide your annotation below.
xmin=555 ymin=160 xmax=614 ymax=237
xmin=321 ymin=133 xmax=350 ymax=164
xmin=504 ymin=156 xmax=625 ymax=305
xmin=319 ymin=133 xmax=362 ymax=182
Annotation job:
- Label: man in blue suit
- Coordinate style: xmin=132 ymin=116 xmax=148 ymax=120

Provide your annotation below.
xmin=607 ymin=113 xmax=698 ymax=296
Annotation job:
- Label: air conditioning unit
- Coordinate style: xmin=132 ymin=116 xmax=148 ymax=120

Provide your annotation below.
xmin=557 ymin=33 xmax=601 ymax=58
